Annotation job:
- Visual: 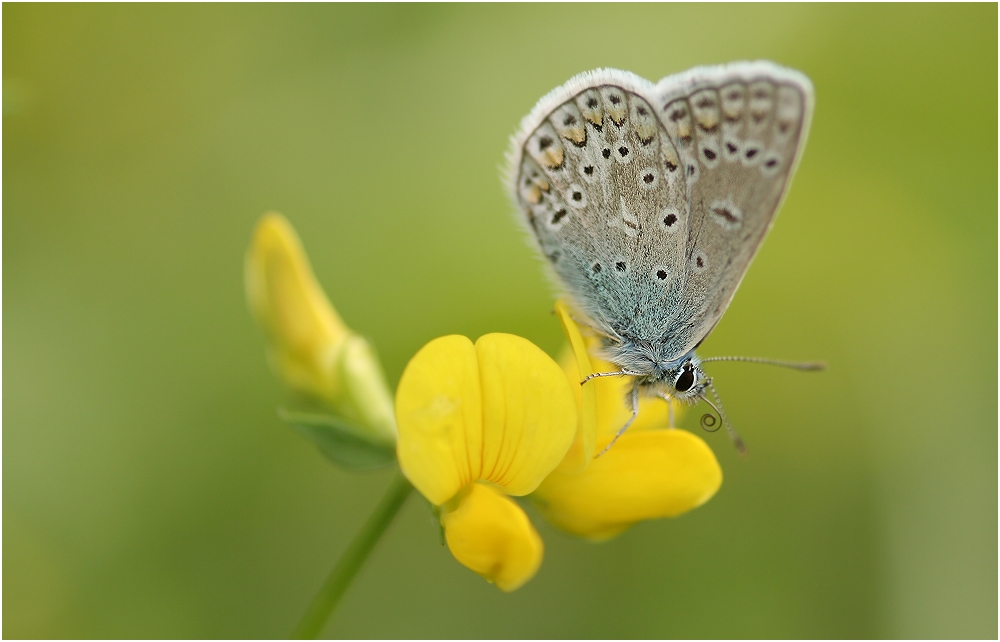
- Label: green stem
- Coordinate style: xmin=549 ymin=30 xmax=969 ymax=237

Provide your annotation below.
xmin=291 ymin=469 xmax=413 ymax=639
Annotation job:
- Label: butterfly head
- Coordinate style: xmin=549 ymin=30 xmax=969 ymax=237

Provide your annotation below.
xmin=664 ymin=358 xmax=708 ymax=402
xmin=594 ymin=342 xmax=750 ymax=455
xmin=602 ymin=341 xmax=709 ymax=403
xmin=644 ymin=355 xmax=713 ymax=406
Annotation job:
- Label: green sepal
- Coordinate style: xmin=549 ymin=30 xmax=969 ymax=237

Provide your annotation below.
xmin=279 ymin=409 xmax=397 ymax=471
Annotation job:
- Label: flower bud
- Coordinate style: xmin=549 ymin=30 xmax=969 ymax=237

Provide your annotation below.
xmin=246 ymin=213 xmax=395 ymax=444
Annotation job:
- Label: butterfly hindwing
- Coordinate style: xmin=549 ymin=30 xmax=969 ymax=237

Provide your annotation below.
xmin=653 ymin=62 xmax=813 ymax=357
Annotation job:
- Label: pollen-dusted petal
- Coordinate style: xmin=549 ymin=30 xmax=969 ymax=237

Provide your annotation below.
xmin=441 ymin=482 xmax=543 ymax=592
xmin=532 ymin=429 xmax=722 ymax=541
xmin=552 ymin=301 xmax=598 ymax=471
xmin=395 ymin=335 xmax=482 ymax=505
xmin=474 ymin=333 xmax=577 ymax=496
xmin=245 ymin=212 xmax=349 ymax=401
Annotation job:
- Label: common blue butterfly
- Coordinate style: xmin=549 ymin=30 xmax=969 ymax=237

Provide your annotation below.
xmin=507 ymin=62 xmax=822 ymax=453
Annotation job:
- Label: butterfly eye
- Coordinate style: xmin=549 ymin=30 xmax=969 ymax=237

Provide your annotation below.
xmin=675 ymin=363 xmax=696 ymax=392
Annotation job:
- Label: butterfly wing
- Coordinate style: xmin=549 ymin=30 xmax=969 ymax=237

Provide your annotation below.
xmin=653 ymin=62 xmax=814 ymax=357
xmin=507 ymin=70 xmax=693 ymax=341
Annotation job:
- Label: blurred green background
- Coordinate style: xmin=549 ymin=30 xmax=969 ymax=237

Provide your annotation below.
xmin=4 ymin=4 xmax=996 ymax=639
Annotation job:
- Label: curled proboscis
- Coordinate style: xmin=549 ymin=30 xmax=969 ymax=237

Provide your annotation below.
xmin=700 ymin=412 xmax=720 ymax=432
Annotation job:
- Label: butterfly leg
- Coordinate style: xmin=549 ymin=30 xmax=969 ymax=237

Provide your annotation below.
xmin=580 ymin=369 xmax=642 ymax=385
xmin=595 ymin=385 xmax=640 ymax=458
xmin=655 ymin=392 xmax=677 ymax=428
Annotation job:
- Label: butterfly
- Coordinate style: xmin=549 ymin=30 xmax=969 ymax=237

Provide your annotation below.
xmin=506 ymin=61 xmax=821 ymax=454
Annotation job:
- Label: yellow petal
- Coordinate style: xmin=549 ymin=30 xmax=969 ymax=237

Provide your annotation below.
xmin=395 ymin=333 xmax=577 ymax=505
xmin=440 ymin=482 xmax=543 ymax=592
xmin=395 ymin=335 xmax=482 ymax=505
xmin=552 ymin=301 xmax=598 ymax=471
xmin=532 ymin=429 xmax=722 ymax=541
xmin=245 ymin=212 xmax=349 ymax=401
xmin=474 ymin=334 xmax=577 ymax=496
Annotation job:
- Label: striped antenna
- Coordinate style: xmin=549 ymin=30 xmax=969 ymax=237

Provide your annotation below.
xmin=700 ymin=356 xmax=826 ymax=371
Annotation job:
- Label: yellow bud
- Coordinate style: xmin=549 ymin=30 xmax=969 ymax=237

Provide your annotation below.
xmin=246 ymin=213 xmax=395 ymax=444
xmin=440 ymin=483 xmax=543 ymax=592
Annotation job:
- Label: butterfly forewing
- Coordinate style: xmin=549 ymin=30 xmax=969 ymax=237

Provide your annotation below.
xmin=654 ymin=65 xmax=812 ymax=357
xmin=511 ymin=71 xmax=691 ymax=340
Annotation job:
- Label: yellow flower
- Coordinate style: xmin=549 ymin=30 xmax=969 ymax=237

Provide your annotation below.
xmin=246 ymin=213 xmax=720 ymax=589
xmin=245 ymin=213 xmax=395 ymax=445
xmin=395 ymin=333 xmax=577 ymax=591
xmin=530 ymin=302 xmax=723 ymax=541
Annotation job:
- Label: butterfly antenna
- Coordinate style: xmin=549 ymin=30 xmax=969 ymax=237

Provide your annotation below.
xmin=701 ymin=381 xmax=747 ymax=457
xmin=700 ymin=356 xmax=826 ymax=371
